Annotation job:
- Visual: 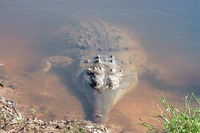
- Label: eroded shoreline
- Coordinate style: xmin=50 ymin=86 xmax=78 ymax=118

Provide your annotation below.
xmin=0 ymin=83 xmax=121 ymax=133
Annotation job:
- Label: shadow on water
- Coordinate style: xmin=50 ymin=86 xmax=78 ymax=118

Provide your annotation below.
xmin=51 ymin=67 xmax=93 ymax=121
xmin=144 ymin=76 xmax=200 ymax=98
xmin=141 ymin=74 xmax=176 ymax=91
xmin=140 ymin=66 xmax=200 ymax=98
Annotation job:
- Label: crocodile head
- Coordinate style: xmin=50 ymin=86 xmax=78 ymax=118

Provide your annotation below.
xmin=80 ymin=55 xmax=138 ymax=123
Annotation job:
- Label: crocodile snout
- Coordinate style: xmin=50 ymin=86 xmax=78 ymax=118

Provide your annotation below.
xmin=78 ymin=55 xmax=138 ymax=123
xmin=93 ymin=114 xmax=109 ymax=123
xmin=91 ymin=89 xmax=115 ymax=123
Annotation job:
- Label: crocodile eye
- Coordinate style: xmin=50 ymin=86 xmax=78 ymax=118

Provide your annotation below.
xmin=94 ymin=54 xmax=100 ymax=59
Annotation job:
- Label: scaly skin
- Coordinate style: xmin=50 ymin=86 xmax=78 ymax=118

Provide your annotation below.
xmin=35 ymin=19 xmax=168 ymax=123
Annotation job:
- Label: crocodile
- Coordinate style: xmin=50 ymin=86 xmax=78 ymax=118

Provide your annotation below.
xmin=34 ymin=19 xmax=169 ymax=123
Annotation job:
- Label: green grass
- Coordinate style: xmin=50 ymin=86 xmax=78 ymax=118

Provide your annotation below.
xmin=139 ymin=93 xmax=200 ymax=133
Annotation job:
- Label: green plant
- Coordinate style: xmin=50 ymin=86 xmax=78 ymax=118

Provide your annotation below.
xmin=139 ymin=93 xmax=200 ymax=133
xmin=30 ymin=108 xmax=37 ymax=119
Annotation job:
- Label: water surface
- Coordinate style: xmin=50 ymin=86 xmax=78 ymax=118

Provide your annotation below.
xmin=0 ymin=1 xmax=200 ymax=132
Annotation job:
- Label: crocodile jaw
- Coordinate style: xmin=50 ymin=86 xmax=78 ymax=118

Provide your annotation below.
xmin=91 ymin=88 xmax=114 ymax=123
xmin=80 ymin=55 xmax=138 ymax=123
xmin=82 ymin=73 xmax=135 ymax=123
xmin=91 ymin=82 xmax=132 ymax=123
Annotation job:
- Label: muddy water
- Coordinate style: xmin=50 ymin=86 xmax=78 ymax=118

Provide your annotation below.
xmin=0 ymin=1 xmax=200 ymax=132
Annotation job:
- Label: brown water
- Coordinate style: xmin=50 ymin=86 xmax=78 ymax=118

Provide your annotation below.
xmin=0 ymin=1 xmax=200 ymax=132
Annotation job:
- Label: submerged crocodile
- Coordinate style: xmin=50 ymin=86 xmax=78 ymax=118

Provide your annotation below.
xmin=34 ymin=19 xmax=168 ymax=123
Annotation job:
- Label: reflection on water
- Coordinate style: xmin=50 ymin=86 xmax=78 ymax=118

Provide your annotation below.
xmin=0 ymin=0 xmax=200 ymax=132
